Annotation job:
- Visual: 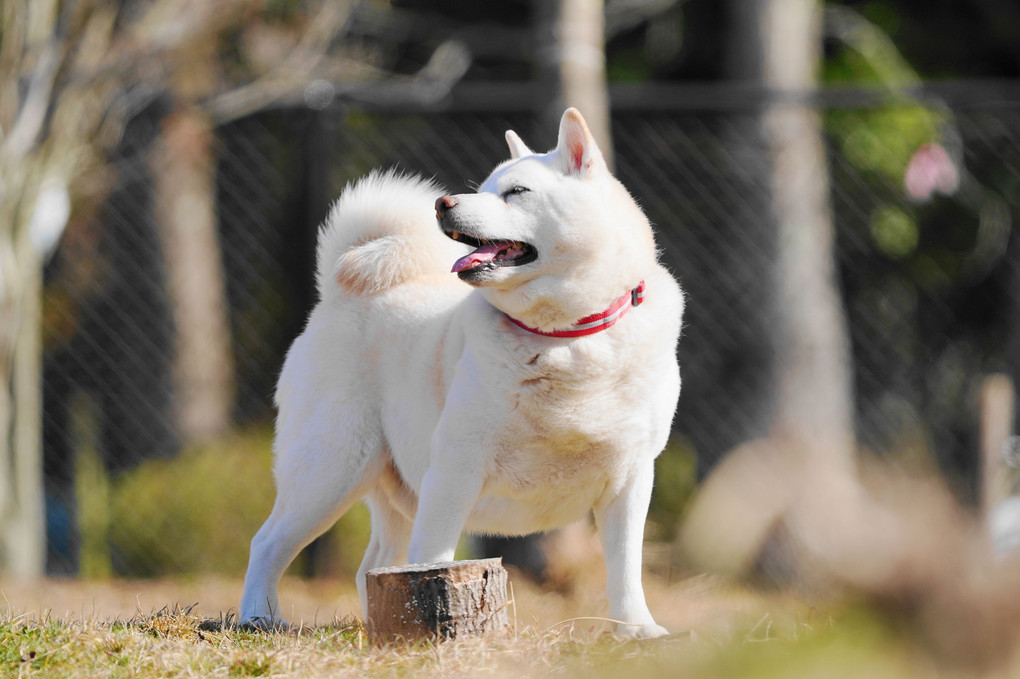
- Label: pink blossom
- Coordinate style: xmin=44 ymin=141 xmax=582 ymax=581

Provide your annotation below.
xmin=904 ymin=142 xmax=959 ymax=201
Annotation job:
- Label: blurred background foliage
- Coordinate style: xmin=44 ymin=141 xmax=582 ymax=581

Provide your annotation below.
xmin=76 ymin=428 xmax=373 ymax=579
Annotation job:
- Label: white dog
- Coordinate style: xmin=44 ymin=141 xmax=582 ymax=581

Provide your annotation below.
xmin=239 ymin=108 xmax=683 ymax=638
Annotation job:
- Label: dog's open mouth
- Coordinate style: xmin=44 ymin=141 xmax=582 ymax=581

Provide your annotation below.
xmin=445 ymin=230 xmax=538 ymax=275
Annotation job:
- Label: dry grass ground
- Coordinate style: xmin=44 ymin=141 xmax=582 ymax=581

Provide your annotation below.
xmin=1 ymin=569 xmax=1015 ymax=678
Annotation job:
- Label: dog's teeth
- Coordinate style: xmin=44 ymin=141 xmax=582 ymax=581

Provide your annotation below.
xmin=451 ymin=230 xmax=461 ymax=241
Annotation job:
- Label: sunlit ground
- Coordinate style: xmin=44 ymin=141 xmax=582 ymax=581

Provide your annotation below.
xmin=1 ymin=567 xmax=1017 ymax=678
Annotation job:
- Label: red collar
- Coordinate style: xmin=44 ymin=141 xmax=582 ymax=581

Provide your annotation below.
xmin=507 ymin=282 xmax=645 ymax=338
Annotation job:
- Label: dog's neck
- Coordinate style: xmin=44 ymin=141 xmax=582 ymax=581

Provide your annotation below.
xmin=504 ymin=282 xmax=645 ymax=338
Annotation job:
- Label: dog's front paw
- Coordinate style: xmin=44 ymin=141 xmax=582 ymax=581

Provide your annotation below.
xmin=238 ymin=616 xmax=291 ymax=632
xmin=613 ymin=622 xmax=669 ymax=639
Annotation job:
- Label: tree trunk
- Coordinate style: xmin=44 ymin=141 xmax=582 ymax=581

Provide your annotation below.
xmin=757 ymin=0 xmax=856 ymax=469
xmin=683 ymin=0 xmax=860 ymax=583
xmin=0 ymin=218 xmax=46 ymax=576
xmin=534 ymin=0 xmax=613 ymax=166
xmin=152 ymin=108 xmax=235 ymax=442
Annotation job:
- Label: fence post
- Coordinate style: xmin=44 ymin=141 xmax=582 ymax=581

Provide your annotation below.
xmin=979 ymin=374 xmax=1015 ymax=516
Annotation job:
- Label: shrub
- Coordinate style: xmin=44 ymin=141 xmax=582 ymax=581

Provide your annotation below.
xmin=102 ymin=428 xmax=370 ymax=578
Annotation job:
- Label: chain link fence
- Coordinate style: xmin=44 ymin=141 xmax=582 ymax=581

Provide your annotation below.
xmin=39 ymin=86 xmax=1020 ymax=575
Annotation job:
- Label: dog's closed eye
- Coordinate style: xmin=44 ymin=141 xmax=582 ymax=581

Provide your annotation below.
xmin=501 ymin=185 xmax=530 ymax=199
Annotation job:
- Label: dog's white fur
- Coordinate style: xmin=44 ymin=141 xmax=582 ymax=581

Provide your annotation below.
xmin=239 ymin=109 xmax=683 ymax=638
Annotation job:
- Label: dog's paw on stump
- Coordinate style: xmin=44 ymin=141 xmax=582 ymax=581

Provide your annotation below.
xmin=365 ymin=558 xmax=511 ymax=643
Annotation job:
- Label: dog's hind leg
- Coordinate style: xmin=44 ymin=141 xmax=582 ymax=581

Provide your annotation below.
xmin=239 ymin=434 xmax=385 ymax=627
xmin=355 ymin=488 xmax=412 ymax=616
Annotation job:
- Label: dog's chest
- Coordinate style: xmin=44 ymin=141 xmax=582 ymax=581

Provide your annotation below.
xmin=516 ymin=342 xmax=643 ymax=413
xmin=489 ymin=345 xmax=650 ymax=483
xmin=467 ymin=351 xmax=648 ymax=532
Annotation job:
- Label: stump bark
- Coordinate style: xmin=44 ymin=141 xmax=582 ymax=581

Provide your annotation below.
xmin=365 ymin=558 xmax=511 ymax=643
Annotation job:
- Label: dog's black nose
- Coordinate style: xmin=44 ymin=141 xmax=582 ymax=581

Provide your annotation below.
xmin=435 ymin=195 xmax=458 ymax=218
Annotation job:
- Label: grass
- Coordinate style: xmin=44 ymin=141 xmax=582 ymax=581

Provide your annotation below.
xmin=0 ymin=607 xmax=361 ymax=677
xmin=0 ymin=601 xmax=942 ymax=678
xmin=0 ymin=574 xmax=1015 ymax=678
xmin=0 ymin=606 xmax=788 ymax=678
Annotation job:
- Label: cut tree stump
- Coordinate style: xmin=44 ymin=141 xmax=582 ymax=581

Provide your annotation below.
xmin=365 ymin=558 xmax=511 ymax=643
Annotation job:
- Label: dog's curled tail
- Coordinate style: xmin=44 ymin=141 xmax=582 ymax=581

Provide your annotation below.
xmin=316 ymin=170 xmax=458 ymax=299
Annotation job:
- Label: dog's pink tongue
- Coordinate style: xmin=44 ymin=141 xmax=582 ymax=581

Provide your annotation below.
xmin=451 ymin=242 xmax=503 ymax=273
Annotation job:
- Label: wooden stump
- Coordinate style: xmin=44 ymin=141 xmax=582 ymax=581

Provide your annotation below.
xmin=365 ymin=558 xmax=511 ymax=643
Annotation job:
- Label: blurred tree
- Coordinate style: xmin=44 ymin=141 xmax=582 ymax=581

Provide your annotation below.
xmin=683 ymin=0 xmax=858 ymax=585
xmin=145 ymin=0 xmax=362 ymax=442
xmin=766 ymin=0 xmax=857 ymax=470
xmin=732 ymin=0 xmax=857 ymax=469
xmin=149 ymin=4 xmax=238 ymax=443
xmin=0 ymin=0 xmax=117 ymax=577
xmin=154 ymin=109 xmax=236 ymax=442
xmin=534 ymin=0 xmax=613 ymax=166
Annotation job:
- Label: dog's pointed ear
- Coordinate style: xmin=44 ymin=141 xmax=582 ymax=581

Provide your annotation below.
xmin=556 ymin=108 xmax=606 ymax=177
xmin=505 ymin=130 xmax=533 ymax=159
